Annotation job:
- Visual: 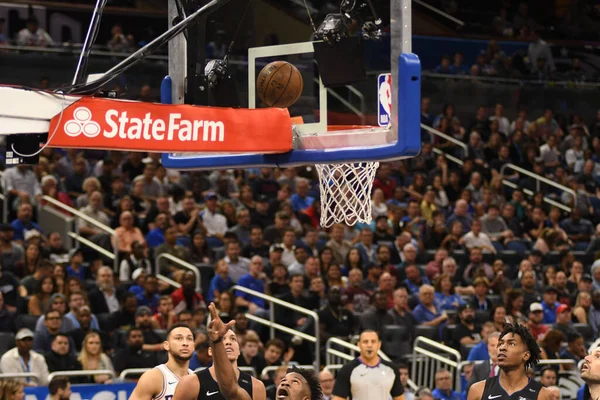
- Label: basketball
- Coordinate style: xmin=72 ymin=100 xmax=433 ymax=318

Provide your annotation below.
xmin=256 ymin=61 xmax=303 ymax=108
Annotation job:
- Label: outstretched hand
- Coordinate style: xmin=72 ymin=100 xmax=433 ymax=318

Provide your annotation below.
xmin=207 ymin=302 xmax=236 ymax=343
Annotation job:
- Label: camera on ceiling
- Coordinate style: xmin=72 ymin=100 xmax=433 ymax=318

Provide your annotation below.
xmin=314 ymin=0 xmax=382 ymax=43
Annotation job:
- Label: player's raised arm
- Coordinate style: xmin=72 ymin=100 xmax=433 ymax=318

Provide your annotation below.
xmin=173 ymin=374 xmax=200 ymax=400
xmin=467 ymin=380 xmax=485 ymax=400
xmin=537 ymin=386 xmax=551 ymax=400
xmin=128 ymin=369 xmax=163 ymax=400
xmin=207 ymin=302 xmax=250 ymax=400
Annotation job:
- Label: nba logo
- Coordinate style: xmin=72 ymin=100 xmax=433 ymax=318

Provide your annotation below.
xmin=378 ymin=73 xmax=392 ymax=127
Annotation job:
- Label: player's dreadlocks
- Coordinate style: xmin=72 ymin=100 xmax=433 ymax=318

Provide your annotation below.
xmin=287 ymin=365 xmax=323 ymax=400
xmin=500 ymin=323 xmax=541 ymax=370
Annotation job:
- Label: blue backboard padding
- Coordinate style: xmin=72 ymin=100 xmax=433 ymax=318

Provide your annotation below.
xmin=161 ymin=53 xmax=421 ymax=169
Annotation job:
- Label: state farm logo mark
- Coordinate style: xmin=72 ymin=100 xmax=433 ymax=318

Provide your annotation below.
xmin=64 ymin=107 xmax=101 ymax=138
xmin=61 ymin=105 xmax=225 ymax=143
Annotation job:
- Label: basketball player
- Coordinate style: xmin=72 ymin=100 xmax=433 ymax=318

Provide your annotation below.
xmin=581 ymin=347 xmax=600 ymax=399
xmin=468 ymin=324 xmax=550 ymax=400
xmin=174 ymin=303 xmax=321 ymax=400
xmin=129 ymin=323 xmax=195 ymax=400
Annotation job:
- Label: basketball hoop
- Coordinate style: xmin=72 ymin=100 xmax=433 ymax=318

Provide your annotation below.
xmin=316 ymin=161 xmax=379 ymax=228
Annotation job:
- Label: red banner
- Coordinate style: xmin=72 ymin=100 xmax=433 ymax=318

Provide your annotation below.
xmin=47 ymin=98 xmax=293 ymax=153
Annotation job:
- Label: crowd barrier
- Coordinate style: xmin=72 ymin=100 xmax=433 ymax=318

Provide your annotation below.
xmin=24 ymin=383 xmax=136 ymax=400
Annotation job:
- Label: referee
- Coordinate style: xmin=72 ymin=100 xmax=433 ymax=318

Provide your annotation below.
xmin=332 ymin=330 xmax=404 ymax=400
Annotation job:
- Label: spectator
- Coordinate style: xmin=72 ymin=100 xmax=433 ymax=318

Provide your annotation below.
xmin=16 ymin=18 xmax=54 ymax=47
xmin=112 ymin=328 xmax=158 ymax=375
xmin=326 ymin=224 xmax=352 ymax=266
xmin=542 ymin=287 xmax=561 ymax=324
xmin=237 ymin=332 xmax=266 ymax=374
xmin=471 ymin=277 xmax=493 ymax=311
xmin=189 ymin=340 xmax=212 ymax=371
xmin=200 ymin=192 xmax=228 ymax=242
xmin=136 ymin=274 xmax=160 ymax=313
xmin=0 ymin=292 xmax=16 ymax=333
xmin=242 ymin=226 xmax=270 ymax=259
xmin=229 ymin=208 xmax=253 ymax=246
xmin=319 ymin=369 xmax=335 ymax=400
xmin=44 ymin=334 xmax=81 ymax=377
xmin=155 ymin=226 xmax=190 ymax=277
xmin=114 ymin=211 xmax=145 ymax=254
xmin=88 ymin=267 xmax=123 ymax=315
xmin=341 ymin=268 xmax=371 ymax=314
xmin=554 ymin=304 xmax=577 ymax=338
xmin=28 ymin=276 xmax=57 ymax=317
xmin=317 ymin=286 xmax=355 ymax=342
xmin=11 ymin=203 xmax=42 ymax=243
xmin=207 ymin=260 xmax=233 ymax=303
xmin=539 ymin=367 xmax=558 ymax=387
xmin=432 ymin=369 xmax=462 ymax=400
xmin=33 ymin=309 xmax=75 ymax=354
xmin=223 ymin=239 xmax=250 ymax=283
xmin=68 ymin=306 xmax=110 ymax=353
xmin=235 ymin=256 xmax=268 ymax=317
xmin=48 ymin=377 xmax=71 ymax=400
xmin=0 ymin=328 xmax=49 ymax=385
xmin=467 ymin=322 xmax=498 ymax=361
xmin=118 ymin=240 xmax=151 ymax=282
xmin=450 ymin=303 xmax=481 ymax=350
xmin=559 ymin=333 xmax=586 ymax=370
xmin=64 ymin=291 xmax=100 ymax=331
xmin=275 ymin=274 xmax=312 ymax=345
xmin=0 ymin=381 xmax=24 ymax=400
xmin=412 ymin=284 xmax=448 ymax=332
xmin=467 ymin=332 xmax=500 ymax=390
xmin=171 ymin=271 xmax=205 ymax=313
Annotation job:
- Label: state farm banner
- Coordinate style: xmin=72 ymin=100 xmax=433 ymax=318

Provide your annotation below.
xmin=47 ymin=98 xmax=293 ymax=153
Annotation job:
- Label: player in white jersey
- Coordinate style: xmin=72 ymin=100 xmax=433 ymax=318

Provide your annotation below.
xmin=129 ymin=323 xmax=195 ymax=400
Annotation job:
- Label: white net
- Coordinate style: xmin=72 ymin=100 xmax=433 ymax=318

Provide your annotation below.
xmin=316 ymin=162 xmax=380 ymax=228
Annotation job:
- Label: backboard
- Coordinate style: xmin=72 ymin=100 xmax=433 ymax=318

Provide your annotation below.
xmin=161 ymin=0 xmax=421 ymax=170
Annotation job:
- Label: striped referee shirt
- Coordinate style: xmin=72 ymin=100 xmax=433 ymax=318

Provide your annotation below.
xmin=332 ymin=357 xmax=403 ymax=400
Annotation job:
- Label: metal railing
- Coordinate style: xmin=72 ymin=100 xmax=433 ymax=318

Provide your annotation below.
xmin=500 ymin=163 xmax=577 ymax=209
xmin=413 ymin=0 xmax=465 ymax=26
xmin=422 ymin=124 xmax=469 ymax=158
xmin=157 ymin=273 xmax=182 ymax=289
xmin=48 ymin=369 xmax=116 ymax=382
xmin=40 ymin=195 xmax=118 ymax=271
xmin=412 ymin=336 xmax=462 ymax=391
xmin=0 ymin=372 xmax=41 ymax=383
xmin=325 ymin=337 xmax=391 ymax=366
xmin=314 ymin=78 xmax=365 ymax=125
xmin=155 ymin=253 xmax=201 ymax=293
xmin=68 ymin=232 xmax=115 ymax=260
xmin=432 ymin=147 xmax=573 ymax=212
xmin=231 ymin=285 xmax=320 ymax=370
xmin=120 ymin=368 xmax=151 ymax=380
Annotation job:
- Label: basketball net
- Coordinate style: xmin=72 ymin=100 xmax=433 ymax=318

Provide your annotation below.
xmin=316 ymin=161 xmax=380 ymax=228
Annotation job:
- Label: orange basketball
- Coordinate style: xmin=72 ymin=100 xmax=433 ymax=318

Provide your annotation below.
xmin=256 ymin=61 xmax=303 ymax=108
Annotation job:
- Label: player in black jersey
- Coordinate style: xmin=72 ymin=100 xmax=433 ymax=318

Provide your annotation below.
xmin=581 ymin=347 xmax=600 ymax=399
xmin=174 ymin=303 xmax=321 ymax=400
xmin=173 ymin=303 xmax=266 ymax=400
xmin=468 ymin=323 xmax=550 ymax=400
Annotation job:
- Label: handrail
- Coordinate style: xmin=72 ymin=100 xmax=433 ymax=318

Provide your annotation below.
xmin=412 ymin=336 xmax=462 ymax=391
xmin=155 ymin=253 xmax=201 ymax=292
xmin=41 ymin=195 xmax=118 ymax=272
xmin=245 ymin=314 xmax=316 ymax=342
xmin=157 ymin=273 xmax=182 ymax=289
xmin=0 ymin=43 xmax=170 ymax=60
xmin=422 ymin=124 xmax=469 ymax=157
xmin=346 ymin=85 xmax=366 ymax=119
xmin=500 ymin=163 xmax=577 ymax=207
xmin=120 ymin=368 xmax=151 ymax=380
xmin=232 ymin=285 xmax=320 ymax=370
xmin=413 ymin=0 xmax=465 ymax=26
xmin=68 ymin=232 xmax=115 ymax=260
xmin=0 ymin=372 xmax=40 ymax=382
xmin=313 ymin=78 xmax=365 ymax=125
xmin=422 ymin=71 xmax=600 ymax=88
xmin=325 ymin=337 xmax=391 ymax=366
xmin=432 ymin=148 xmax=572 ymax=212
xmin=48 ymin=369 xmax=116 ymax=381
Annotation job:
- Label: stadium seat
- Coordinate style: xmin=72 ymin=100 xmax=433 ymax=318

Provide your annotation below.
xmin=16 ymin=314 xmax=38 ymax=331
xmin=487 ymin=295 xmax=502 ymax=307
xmin=443 ymin=324 xmax=456 ymax=345
xmin=545 ymin=252 xmax=560 ymax=265
xmin=96 ymin=313 xmax=113 ymax=331
xmin=460 ymin=343 xmax=476 ymax=359
xmin=0 ymin=332 xmax=15 ymax=354
xmin=475 ymin=309 xmax=490 ymax=324
xmin=414 ymin=325 xmax=439 ymax=341
xmin=572 ymin=323 xmax=593 ymax=342
xmin=381 ymin=325 xmax=411 ymax=361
